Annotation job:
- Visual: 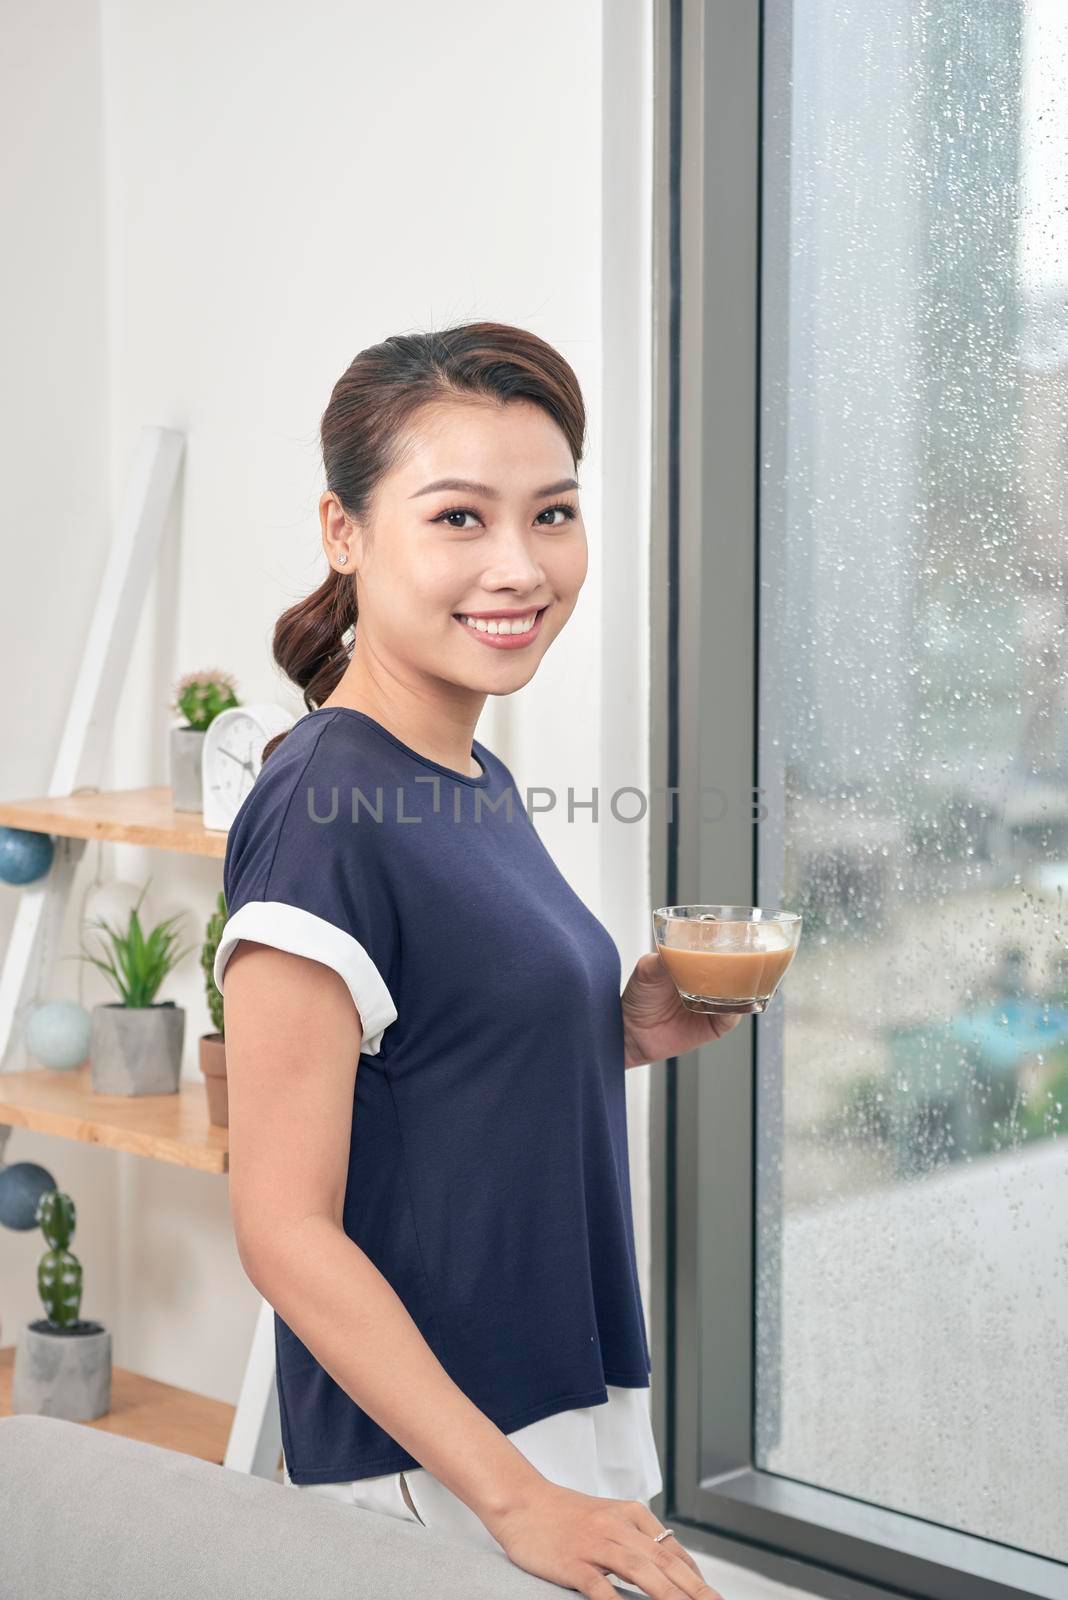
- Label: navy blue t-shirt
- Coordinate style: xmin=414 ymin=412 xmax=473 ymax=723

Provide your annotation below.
xmin=214 ymin=706 xmax=651 ymax=1485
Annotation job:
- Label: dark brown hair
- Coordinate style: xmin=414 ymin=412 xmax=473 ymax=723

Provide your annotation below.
xmin=261 ymin=321 xmax=586 ymax=763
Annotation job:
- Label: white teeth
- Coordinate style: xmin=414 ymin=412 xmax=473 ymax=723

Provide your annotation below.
xmin=459 ymin=612 xmax=537 ymax=635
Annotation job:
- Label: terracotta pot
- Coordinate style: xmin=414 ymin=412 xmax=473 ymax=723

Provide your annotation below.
xmin=199 ymin=1032 xmax=228 ymax=1127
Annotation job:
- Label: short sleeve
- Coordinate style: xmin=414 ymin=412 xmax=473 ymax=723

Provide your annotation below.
xmin=212 ymin=737 xmax=398 ymax=1056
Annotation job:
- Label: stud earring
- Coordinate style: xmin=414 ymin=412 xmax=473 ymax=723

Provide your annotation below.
xmin=337 ymin=553 xmax=348 ymax=566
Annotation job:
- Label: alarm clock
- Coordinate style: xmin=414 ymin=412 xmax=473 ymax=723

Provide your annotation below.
xmin=201 ymin=703 xmax=295 ymax=832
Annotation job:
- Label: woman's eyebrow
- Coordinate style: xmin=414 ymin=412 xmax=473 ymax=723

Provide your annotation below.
xmin=409 ymin=476 xmax=579 ymax=500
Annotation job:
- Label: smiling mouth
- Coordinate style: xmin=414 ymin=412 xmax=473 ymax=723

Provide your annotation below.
xmin=452 ymin=604 xmax=549 ymax=643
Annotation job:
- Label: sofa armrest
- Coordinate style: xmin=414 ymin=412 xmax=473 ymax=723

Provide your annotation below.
xmin=0 ymin=1413 xmax=580 ymax=1600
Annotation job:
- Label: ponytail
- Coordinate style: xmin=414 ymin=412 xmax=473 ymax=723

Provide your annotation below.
xmin=261 ymin=569 xmax=357 ymax=762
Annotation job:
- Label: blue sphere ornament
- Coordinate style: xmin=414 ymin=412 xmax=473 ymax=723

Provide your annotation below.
xmin=25 ymin=1000 xmax=92 ymax=1070
xmin=0 ymin=1161 xmax=57 ymax=1231
xmin=0 ymin=827 xmax=54 ymax=886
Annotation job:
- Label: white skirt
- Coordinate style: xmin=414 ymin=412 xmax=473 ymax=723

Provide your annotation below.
xmin=285 ymin=1384 xmax=664 ymax=1556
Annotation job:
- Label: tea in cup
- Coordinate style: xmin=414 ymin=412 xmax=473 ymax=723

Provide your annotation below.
xmin=651 ymin=904 xmax=801 ymax=1014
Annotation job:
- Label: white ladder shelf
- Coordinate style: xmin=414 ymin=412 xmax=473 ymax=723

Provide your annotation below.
xmin=0 ymin=425 xmax=281 ymax=1479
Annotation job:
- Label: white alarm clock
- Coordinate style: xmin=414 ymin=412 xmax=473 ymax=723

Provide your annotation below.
xmin=201 ymin=703 xmax=295 ymax=832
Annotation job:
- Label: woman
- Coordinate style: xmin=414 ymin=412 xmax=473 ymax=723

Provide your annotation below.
xmin=214 ymin=322 xmax=738 ymax=1600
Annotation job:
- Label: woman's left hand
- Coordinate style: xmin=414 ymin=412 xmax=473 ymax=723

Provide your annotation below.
xmin=621 ymin=951 xmax=744 ymax=1068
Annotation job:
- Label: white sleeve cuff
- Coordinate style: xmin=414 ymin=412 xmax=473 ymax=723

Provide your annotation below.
xmin=212 ymin=900 xmax=398 ymax=1056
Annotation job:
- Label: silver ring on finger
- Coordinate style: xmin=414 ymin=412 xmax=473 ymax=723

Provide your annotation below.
xmin=653 ymin=1528 xmax=675 ymax=1545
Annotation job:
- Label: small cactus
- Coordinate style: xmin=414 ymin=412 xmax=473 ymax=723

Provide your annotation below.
xmin=171 ymin=669 xmax=240 ymax=733
xmin=36 ymin=1190 xmax=82 ymax=1328
xmin=202 ymin=890 xmax=227 ymax=1038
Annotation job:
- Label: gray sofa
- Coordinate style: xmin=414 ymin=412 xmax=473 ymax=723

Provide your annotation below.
xmin=1 ymin=1413 xmax=624 ymax=1600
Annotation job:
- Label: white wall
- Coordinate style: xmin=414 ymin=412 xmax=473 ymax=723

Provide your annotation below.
xmin=0 ymin=0 xmax=121 ymax=1364
xmin=2 ymin=0 xmax=659 ymax=1432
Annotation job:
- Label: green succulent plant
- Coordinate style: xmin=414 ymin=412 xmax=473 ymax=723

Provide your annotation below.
xmin=202 ymin=890 xmax=227 ymax=1038
xmin=35 ymin=1190 xmax=82 ymax=1328
xmin=66 ymin=879 xmax=196 ymax=1006
xmin=171 ymin=669 xmax=239 ymax=732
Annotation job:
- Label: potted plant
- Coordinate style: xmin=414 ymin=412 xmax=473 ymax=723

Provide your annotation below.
xmin=200 ymin=890 xmax=228 ymax=1127
xmin=169 ymin=668 xmax=239 ymax=812
xmin=11 ymin=1189 xmax=111 ymax=1421
xmin=68 ymin=879 xmax=196 ymax=1096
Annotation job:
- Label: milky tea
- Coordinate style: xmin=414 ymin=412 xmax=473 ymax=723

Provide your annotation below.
xmin=651 ymin=906 xmax=802 ymax=1015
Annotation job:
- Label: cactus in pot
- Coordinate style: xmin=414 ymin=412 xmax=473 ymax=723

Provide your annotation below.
xmin=169 ymin=667 xmax=240 ymax=812
xmin=200 ymin=890 xmax=228 ymax=1127
xmin=37 ymin=1190 xmax=82 ymax=1325
xmin=11 ymin=1188 xmax=112 ymax=1420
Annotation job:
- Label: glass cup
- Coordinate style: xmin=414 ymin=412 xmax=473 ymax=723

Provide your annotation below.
xmin=651 ymin=904 xmax=802 ymax=1015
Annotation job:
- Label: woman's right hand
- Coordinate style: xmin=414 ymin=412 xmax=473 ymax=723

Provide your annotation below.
xmin=483 ymin=1478 xmax=728 ymax=1600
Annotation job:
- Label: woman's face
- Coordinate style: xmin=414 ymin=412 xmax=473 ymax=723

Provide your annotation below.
xmin=326 ymin=397 xmax=587 ymax=696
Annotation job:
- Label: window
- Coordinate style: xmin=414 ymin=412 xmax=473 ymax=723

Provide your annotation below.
xmin=652 ymin=4 xmax=1068 ymax=1597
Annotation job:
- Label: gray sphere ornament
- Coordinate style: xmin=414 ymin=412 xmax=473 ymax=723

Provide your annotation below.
xmin=0 ymin=827 xmax=55 ymax=885
xmin=24 ymin=1000 xmax=92 ymax=1070
xmin=0 ymin=1162 xmax=59 ymax=1231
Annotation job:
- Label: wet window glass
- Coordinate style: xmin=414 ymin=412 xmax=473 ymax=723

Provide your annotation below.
xmin=756 ymin=0 xmax=1067 ymax=1563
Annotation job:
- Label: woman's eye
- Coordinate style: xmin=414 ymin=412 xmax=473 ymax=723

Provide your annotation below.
xmin=536 ymin=504 xmax=578 ymax=527
xmin=432 ymin=503 xmax=578 ymax=531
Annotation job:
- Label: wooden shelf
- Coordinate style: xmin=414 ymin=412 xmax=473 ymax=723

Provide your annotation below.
xmin=0 ymin=1065 xmax=228 ymax=1174
xmin=0 ymin=1346 xmax=239 ymax=1467
xmin=0 ymin=786 xmax=227 ymax=858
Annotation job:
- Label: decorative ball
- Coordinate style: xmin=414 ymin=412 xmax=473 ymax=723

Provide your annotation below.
xmin=0 ymin=828 xmax=54 ymax=886
xmin=0 ymin=1161 xmax=57 ymax=1231
xmin=24 ymin=1000 xmax=92 ymax=1070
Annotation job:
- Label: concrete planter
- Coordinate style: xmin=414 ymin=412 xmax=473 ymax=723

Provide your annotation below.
xmin=199 ymin=1032 xmax=228 ymax=1127
xmin=169 ymin=725 xmax=205 ymax=812
xmin=12 ymin=1319 xmax=112 ymax=1421
xmin=89 ymin=1001 xmax=184 ymax=1096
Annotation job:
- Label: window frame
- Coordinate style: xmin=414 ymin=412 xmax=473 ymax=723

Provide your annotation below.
xmin=647 ymin=5 xmax=1067 ymax=1598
